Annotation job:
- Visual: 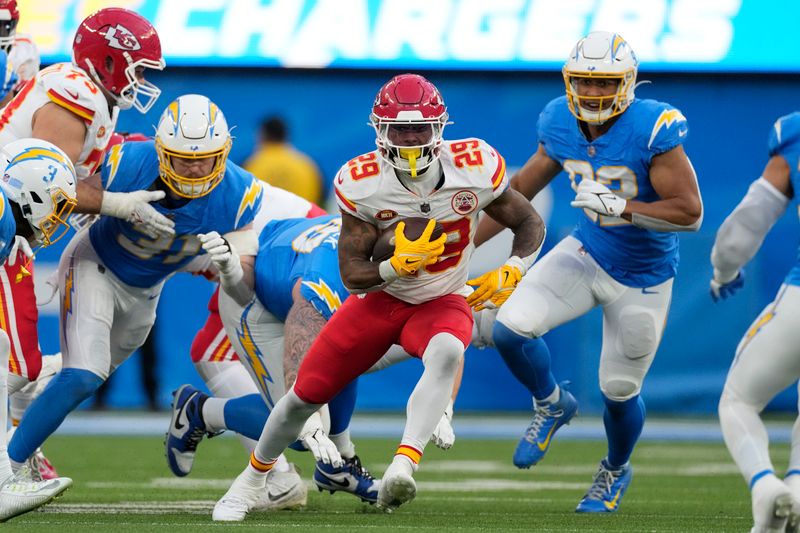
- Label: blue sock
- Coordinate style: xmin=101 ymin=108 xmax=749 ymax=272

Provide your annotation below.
xmin=9 ymin=368 xmax=104 ymax=463
xmin=222 ymin=394 xmax=268 ymax=440
xmin=328 ymin=379 xmax=358 ymax=435
xmin=603 ymin=394 xmax=646 ymax=468
xmin=493 ymin=322 xmax=557 ymax=400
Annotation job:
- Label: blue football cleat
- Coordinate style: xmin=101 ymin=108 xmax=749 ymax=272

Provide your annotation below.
xmin=314 ymin=455 xmax=380 ymax=503
xmin=513 ymin=381 xmax=578 ymax=468
xmin=575 ymin=458 xmax=633 ymax=513
xmin=165 ymin=384 xmax=220 ymax=477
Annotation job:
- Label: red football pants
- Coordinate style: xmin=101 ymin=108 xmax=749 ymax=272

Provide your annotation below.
xmin=294 ymin=291 xmax=473 ymax=405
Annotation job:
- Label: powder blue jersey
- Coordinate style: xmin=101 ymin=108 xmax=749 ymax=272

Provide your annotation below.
xmin=539 ymin=96 xmax=689 ymax=287
xmin=90 ymin=141 xmax=263 ymax=288
xmin=254 ymin=215 xmax=347 ymax=322
xmin=768 ymin=112 xmax=800 ymax=286
xmin=0 ymin=194 xmax=15 ymax=262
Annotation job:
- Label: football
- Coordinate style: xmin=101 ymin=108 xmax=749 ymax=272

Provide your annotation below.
xmin=372 ymin=217 xmax=445 ymax=262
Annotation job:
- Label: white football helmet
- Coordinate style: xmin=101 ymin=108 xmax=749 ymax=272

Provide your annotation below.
xmin=155 ymin=94 xmax=232 ymax=198
xmin=563 ymin=31 xmax=638 ymax=124
xmin=0 ymin=139 xmax=77 ymax=246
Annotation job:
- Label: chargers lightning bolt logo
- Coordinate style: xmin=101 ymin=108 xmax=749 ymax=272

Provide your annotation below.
xmin=105 ymin=144 xmax=124 ymax=187
xmin=235 ymin=181 xmax=263 ymax=227
xmin=648 ymin=109 xmax=687 ymax=149
xmin=302 ymin=279 xmax=343 ymax=315
xmin=236 ymin=302 xmax=275 ymax=408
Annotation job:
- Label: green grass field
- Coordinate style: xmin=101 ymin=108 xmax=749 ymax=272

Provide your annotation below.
xmin=1 ymin=433 xmax=768 ymax=531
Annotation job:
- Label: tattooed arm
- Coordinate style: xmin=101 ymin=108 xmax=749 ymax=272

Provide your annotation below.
xmin=338 ymin=211 xmax=384 ymax=292
xmin=283 ymin=278 xmax=327 ymax=389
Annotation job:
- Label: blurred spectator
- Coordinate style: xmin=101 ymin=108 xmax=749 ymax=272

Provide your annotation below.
xmin=244 ymin=116 xmax=324 ymax=204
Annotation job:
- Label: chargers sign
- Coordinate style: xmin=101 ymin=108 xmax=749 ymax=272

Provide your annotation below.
xmin=22 ymin=0 xmax=794 ymax=72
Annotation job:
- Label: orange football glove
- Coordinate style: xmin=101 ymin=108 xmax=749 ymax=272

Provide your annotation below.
xmin=389 ymin=220 xmax=447 ymax=277
xmin=466 ymin=259 xmax=524 ymax=311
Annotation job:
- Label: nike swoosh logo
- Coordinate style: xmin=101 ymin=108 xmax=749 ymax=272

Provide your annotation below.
xmin=173 ymin=394 xmax=192 ymax=431
xmin=268 ymin=486 xmax=295 ymax=502
xmin=502 ymin=271 xmax=510 ymax=285
xmin=641 ymin=288 xmax=658 ymax=295
xmin=316 ymin=470 xmax=351 ymax=488
xmin=604 ymin=487 xmax=623 ymax=510
xmin=65 ymin=89 xmax=79 ymax=100
xmin=536 ymin=424 xmax=558 ymax=452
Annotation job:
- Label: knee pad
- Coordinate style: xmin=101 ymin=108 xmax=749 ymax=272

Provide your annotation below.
xmin=600 ymin=378 xmax=640 ymax=402
xmin=618 ymin=307 xmax=658 ymax=360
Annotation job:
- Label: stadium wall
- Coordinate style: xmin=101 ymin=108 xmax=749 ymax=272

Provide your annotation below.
xmin=34 ymin=67 xmax=800 ymax=414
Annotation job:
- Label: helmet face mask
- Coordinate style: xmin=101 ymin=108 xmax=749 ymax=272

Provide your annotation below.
xmin=563 ymin=31 xmax=638 ymax=124
xmin=370 ymin=74 xmax=448 ymax=178
xmin=0 ymin=139 xmax=77 ymax=247
xmin=72 ymin=8 xmax=165 ymax=113
xmin=0 ymin=0 xmax=18 ymax=54
xmin=155 ymin=94 xmax=232 ymax=199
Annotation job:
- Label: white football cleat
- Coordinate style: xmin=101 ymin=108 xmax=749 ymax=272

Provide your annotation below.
xmin=213 ymin=469 xmax=267 ymax=522
xmin=376 ymin=462 xmax=416 ymax=513
xmin=251 ymin=464 xmax=307 ymax=512
xmin=750 ymin=474 xmax=792 ymax=533
xmin=0 ymin=467 xmax=72 ymax=522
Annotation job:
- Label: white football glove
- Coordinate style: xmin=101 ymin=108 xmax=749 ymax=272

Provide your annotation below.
xmin=472 ymin=307 xmax=499 ymax=349
xmin=35 ymin=269 xmax=60 ymax=307
xmin=197 ymin=231 xmax=241 ymax=278
xmin=7 ymin=236 xmax=33 ymax=267
xmin=100 ymin=190 xmax=175 ymax=238
xmin=570 ymin=179 xmax=627 ymax=217
xmin=430 ymin=400 xmax=455 ymax=450
xmin=298 ymin=412 xmax=343 ymax=467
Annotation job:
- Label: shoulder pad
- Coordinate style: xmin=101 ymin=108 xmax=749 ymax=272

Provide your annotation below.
xmin=334 ymin=150 xmax=384 ymax=210
xmin=642 ymin=101 xmax=688 ymax=153
xmin=41 ymin=64 xmax=104 ymax=123
xmin=536 ymin=96 xmax=569 ymax=142
xmin=232 ymin=172 xmax=264 ymax=229
xmin=442 ymin=138 xmax=507 ymax=191
xmin=768 ymin=112 xmax=800 ymax=157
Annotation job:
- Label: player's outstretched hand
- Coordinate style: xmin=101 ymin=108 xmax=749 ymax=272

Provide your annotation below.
xmin=466 ymin=257 xmax=524 ymax=311
xmin=7 ymin=236 xmax=33 ymax=267
xmin=298 ymin=412 xmax=343 ymax=467
xmin=101 ymin=190 xmax=176 ymax=238
xmin=389 ymin=220 xmax=447 ymax=277
xmin=710 ymin=270 xmax=744 ymax=302
xmin=197 ymin=231 xmax=240 ymax=278
xmin=430 ymin=401 xmax=455 ymax=450
xmin=570 ymin=179 xmax=627 ymax=217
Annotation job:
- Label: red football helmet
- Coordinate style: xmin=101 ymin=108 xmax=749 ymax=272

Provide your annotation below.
xmin=370 ymin=74 xmax=449 ymax=177
xmin=0 ymin=0 xmax=19 ymax=54
xmin=72 ymin=7 xmax=165 ymax=113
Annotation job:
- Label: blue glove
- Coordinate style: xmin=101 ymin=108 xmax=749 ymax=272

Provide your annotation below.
xmin=710 ymin=270 xmax=744 ymax=302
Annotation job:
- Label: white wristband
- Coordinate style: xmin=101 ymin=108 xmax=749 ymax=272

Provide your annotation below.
xmin=379 ymin=259 xmax=399 ymax=283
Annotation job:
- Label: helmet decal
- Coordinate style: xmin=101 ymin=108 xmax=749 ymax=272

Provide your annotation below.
xmin=101 ymin=24 xmax=142 ymax=51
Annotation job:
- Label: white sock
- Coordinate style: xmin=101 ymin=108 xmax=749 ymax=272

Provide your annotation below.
xmin=202 ymin=397 xmax=227 ymax=433
xmin=330 ymin=429 xmax=355 ymax=459
xmin=401 ymin=333 xmax=463 ymax=456
xmin=539 ymin=386 xmax=560 ymax=406
xmin=0 ymin=333 xmax=12 ymax=482
xmin=273 ymin=454 xmax=290 ymax=473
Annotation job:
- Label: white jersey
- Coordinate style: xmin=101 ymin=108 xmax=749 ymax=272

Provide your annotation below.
xmin=335 ymin=138 xmax=508 ymax=304
xmin=254 ymin=182 xmax=317 ymax=233
xmin=0 ymin=62 xmax=117 ymax=179
xmin=8 ymin=34 xmax=40 ymax=89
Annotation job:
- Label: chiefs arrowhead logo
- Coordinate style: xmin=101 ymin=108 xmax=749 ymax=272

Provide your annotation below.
xmin=101 ymin=24 xmax=141 ymax=51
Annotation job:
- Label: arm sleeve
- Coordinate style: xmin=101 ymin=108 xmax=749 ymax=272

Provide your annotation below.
xmin=710 ymin=177 xmax=789 ymax=280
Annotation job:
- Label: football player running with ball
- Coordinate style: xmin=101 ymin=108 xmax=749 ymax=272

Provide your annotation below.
xmin=474 ymin=31 xmax=703 ymax=513
xmin=213 ymin=73 xmax=545 ymax=518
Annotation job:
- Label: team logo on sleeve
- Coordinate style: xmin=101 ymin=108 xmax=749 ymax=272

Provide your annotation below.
xmin=101 ymin=24 xmax=141 ymax=51
xmin=451 ymin=190 xmax=478 ymax=215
